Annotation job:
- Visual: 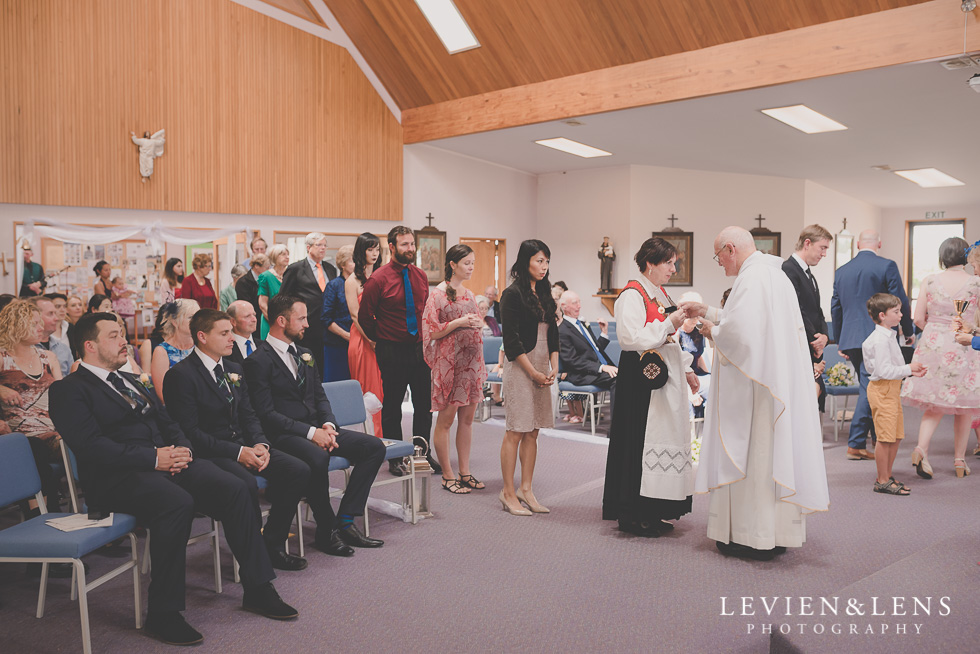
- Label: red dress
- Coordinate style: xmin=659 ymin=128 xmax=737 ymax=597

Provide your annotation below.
xmin=422 ymin=286 xmax=487 ymax=411
xmin=179 ymin=275 xmax=218 ymax=309
xmin=348 ymin=291 xmax=384 ymax=438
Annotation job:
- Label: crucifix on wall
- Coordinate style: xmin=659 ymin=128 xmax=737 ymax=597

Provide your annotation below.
xmin=415 ymin=213 xmax=446 ymax=285
xmin=749 ymin=213 xmax=781 ymax=256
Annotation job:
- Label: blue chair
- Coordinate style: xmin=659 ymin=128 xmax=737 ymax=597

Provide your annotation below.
xmin=555 ymin=359 xmax=609 ymax=437
xmin=323 ymin=380 xmax=416 ymax=532
xmin=0 ymin=434 xmax=141 ymax=654
xmin=822 ymin=344 xmax=859 ymax=441
xmin=825 ymin=320 xmax=835 ymax=344
xmin=483 ymin=336 xmax=503 ymax=384
xmin=604 ymin=339 xmax=621 ymax=367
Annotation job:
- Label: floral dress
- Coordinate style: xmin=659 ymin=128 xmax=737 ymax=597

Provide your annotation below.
xmin=901 ymin=275 xmax=980 ymax=413
xmin=422 ymin=285 xmax=487 ymax=411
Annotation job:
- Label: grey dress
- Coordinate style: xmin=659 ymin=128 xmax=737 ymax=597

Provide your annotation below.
xmin=503 ymin=322 xmax=555 ymax=432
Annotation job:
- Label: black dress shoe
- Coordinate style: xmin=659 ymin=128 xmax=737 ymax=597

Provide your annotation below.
xmin=389 ymin=459 xmax=409 ymax=477
xmin=267 ymin=548 xmax=308 ymax=571
xmin=312 ymin=530 xmax=354 ymax=557
xmin=618 ymin=520 xmax=669 ymax=538
xmin=426 ymin=455 xmax=443 ymax=475
xmin=243 ymin=582 xmax=298 ymax=620
xmin=144 ymin=611 xmax=204 ymax=646
xmin=337 ymin=525 xmax=384 ymax=548
xmin=716 ymin=540 xmax=778 ymax=561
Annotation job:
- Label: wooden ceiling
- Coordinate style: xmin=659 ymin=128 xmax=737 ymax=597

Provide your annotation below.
xmin=324 ymin=0 xmax=933 ymax=110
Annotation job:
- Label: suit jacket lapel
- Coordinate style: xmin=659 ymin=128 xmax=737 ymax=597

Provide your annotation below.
xmin=77 ymin=365 xmax=138 ymax=413
xmin=191 ymin=354 xmax=233 ymax=413
xmin=260 ymin=341 xmax=304 ymax=398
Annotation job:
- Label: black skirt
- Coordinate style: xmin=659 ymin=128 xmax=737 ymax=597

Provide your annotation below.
xmin=601 ymin=350 xmax=692 ymax=523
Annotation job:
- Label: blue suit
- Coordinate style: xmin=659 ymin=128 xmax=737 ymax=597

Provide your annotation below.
xmin=831 ymin=250 xmax=913 ymax=449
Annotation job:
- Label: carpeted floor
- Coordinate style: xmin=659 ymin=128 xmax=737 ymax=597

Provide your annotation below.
xmin=1 ymin=404 xmax=977 ymax=653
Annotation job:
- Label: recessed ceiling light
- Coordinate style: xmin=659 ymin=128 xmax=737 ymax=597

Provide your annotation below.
xmin=414 ymin=0 xmax=480 ymax=54
xmin=535 ymin=137 xmax=612 ymax=158
xmin=892 ymin=168 xmax=965 ymax=188
xmin=760 ymin=105 xmax=848 ymax=134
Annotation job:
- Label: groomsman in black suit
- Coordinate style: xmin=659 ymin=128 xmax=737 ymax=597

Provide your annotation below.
xmin=50 ymin=313 xmax=297 ymax=647
xmin=163 ymin=308 xmax=310 ymax=571
xmin=557 ymin=290 xmax=617 ymax=409
xmin=244 ymin=294 xmax=386 ymax=556
xmin=235 ymin=255 xmax=267 ymax=341
xmin=782 ymin=224 xmax=833 ymax=410
xmin=279 ymin=232 xmax=337 ymax=374
xmin=225 ymin=300 xmax=262 ymax=366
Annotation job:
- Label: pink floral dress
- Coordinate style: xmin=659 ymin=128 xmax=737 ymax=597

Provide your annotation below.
xmin=901 ymin=275 xmax=980 ymax=414
xmin=422 ymin=285 xmax=487 ymax=411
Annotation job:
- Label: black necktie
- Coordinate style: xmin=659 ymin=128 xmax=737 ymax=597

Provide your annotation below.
xmin=287 ymin=345 xmax=306 ymax=389
xmin=806 ymin=267 xmax=820 ymax=301
xmin=213 ymin=363 xmax=234 ymax=403
xmin=107 ymin=372 xmax=147 ymax=412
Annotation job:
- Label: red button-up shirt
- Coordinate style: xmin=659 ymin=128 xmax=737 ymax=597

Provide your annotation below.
xmin=358 ymin=261 xmax=428 ymax=343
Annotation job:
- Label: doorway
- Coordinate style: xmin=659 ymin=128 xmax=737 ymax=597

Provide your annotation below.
xmin=460 ymin=238 xmax=506 ymax=297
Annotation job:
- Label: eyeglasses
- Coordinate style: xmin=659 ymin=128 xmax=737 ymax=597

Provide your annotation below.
xmin=713 ymin=244 xmax=732 ymax=263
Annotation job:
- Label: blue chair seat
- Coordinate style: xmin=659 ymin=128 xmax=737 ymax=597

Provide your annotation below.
xmin=0 ymin=512 xmax=138 ymax=559
xmin=381 ymin=441 xmax=414 ymax=461
xmin=329 ymin=456 xmax=351 ymax=470
xmin=486 ymin=371 xmax=502 ymax=383
xmin=558 ymin=381 xmax=604 ymax=394
xmin=823 ymin=383 xmax=858 ymax=396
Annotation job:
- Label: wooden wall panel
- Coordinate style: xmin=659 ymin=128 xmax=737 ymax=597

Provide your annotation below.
xmin=0 ymin=0 xmax=401 ymax=220
xmin=403 ymin=0 xmax=980 ymax=143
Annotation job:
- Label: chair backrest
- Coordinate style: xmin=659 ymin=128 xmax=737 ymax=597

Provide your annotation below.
xmin=0 ymin=433 xmax=43 ymax=507
xmin=322 ymin=379 xmax=368 ymax=428
xmin=823 ymin=344 xmax=845 ymax=368
xmin=825 ymin=320 xmax=835 ymax=343
xmin=483 ymin=336 xmax=502 ymax=365
xmin=604 ymin=340 xmax=622 ymax=367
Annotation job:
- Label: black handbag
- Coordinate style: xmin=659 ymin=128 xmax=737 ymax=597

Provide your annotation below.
xmin=638 ymin=348 xmax=668 ymax=390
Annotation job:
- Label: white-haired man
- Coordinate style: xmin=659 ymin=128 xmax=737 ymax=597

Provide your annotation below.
xmin=279 ymin=232 xmax=336 ymax=374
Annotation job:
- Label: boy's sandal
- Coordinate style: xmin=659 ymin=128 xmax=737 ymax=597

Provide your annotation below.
xmin=442 ymin=477 xmax=471 ymax=494
xmin=459 ymin=473 xmax=485 ymax=490
xmin=889 ymin=477 xmax=910 ymax=491
xmin=873 ymin=479 xmax=910 ymax=495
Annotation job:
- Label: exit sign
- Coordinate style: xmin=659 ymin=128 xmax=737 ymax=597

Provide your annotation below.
xmin=925 ymin=211 xmax=946 ymax=219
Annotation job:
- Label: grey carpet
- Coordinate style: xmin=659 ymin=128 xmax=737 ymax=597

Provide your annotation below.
xmin=1 ymin=405 xmax=977 ymax=653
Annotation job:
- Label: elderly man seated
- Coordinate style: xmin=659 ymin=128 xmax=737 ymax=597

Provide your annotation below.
xmin=557 ymin=291 xmax=617 ymax=420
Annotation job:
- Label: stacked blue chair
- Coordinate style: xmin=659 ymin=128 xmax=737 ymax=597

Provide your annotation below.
xmin=0 ymin=433 xmax=141 ymax=654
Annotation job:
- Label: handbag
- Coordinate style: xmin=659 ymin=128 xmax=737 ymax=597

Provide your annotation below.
xmin=638 ymin=348 xmax=668 ymax=390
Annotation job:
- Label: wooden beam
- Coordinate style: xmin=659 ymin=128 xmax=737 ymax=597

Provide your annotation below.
xmin=403 ymin=0 xmax=980 ymax=143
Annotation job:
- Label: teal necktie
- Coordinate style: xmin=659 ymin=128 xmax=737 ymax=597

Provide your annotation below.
xmin=403 ymin=267 xmax=418 ymax=336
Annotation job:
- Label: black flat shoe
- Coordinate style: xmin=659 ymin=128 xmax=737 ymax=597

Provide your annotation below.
xmin=144 ymin=611 xmax=204 ymax=646
xmin=313 ymin=530 xmax=355 ymax=557
xmin=337 ymin=525 xmax=384 ymax=548
xmin=267 ymin=548 xmax=308 ymax=571
xmin=716 ymin=541 xmax=778 ymax=561
xmin=618 ymin=520 xmax=668 ymax=538
xmin=242 ymin=582 xmax=298 ymax=620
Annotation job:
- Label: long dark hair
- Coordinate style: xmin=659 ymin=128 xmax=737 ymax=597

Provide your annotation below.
xmin=164 ymin=257 xmax=184 ymax=286
xmin=444 ymin=244 xmax=473 ymax=301
xmin=87 ymin=294 xmax=109 ymax=313
xmin=353 ymin=232 xmax=381 ymax=285
xmin=510 ymin=239 xmax=556 ymax=322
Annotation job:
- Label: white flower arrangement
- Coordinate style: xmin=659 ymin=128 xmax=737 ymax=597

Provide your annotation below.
xmin=826 ymin=362 xmax=855 ymax=387
xmin=691 ymin=437 xmax=701 ymax=464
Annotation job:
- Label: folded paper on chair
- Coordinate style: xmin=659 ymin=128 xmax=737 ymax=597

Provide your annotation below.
xmin=46 ymin=514 xmax=116 ymax=531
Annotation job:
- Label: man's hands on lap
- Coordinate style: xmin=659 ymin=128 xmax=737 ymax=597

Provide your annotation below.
xmin=312 ymin=425 xmax=338 ymax=452
xmin=157 ymin=445 xmax=193 ymax=475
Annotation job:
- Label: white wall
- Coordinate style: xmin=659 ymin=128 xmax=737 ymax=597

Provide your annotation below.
xmin=802 ymin=180 xmax=881 ymax=315
xmin=879 ymin=202 xmax=980 ymax=267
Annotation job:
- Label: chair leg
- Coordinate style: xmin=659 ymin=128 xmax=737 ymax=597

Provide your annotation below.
xmin=35 ymin=562 xmax=50 ymax=618
xmin=74 ymin=559 xmax=92 ymax=654
xmin=141 ymin=531 xmax=151 ymax=575
xmin=362 ymin=502 xmax=370 ymax=538
xmin=211 ymin=520 xmax=222 ymax=594
xmin=233 ymin=557 xmax=240 ymax=585
xmin=588 ymin=394 xmax=596 ymax=437
xmin=295 ymin=501 xmax=305 ymax=559
xmin=70 ymin=563 xmax=78 ymax=601
xmin=129 ymin=533 xmax=142 ymax=629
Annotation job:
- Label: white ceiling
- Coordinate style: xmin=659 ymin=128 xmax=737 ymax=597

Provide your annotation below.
xmin=425 ymin=59 xmax=980 ymax=209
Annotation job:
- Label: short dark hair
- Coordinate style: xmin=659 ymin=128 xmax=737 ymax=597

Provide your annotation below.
xmin=268 ymin=294 xmax=303 ymax=326
xmin=938 ymin=237 xmax=969 ymax=269
xmin=87 ymin=294 xmax=110 ymax=313
xmin=93 ymin=260 xmax=109 ymax=275
xmin=866 ymin=293 xmax=901 ymax=323
xmin=552 ymin=281 xmax=568 ymax=292
xmin=44 ymin=292 xmax=67 ymax=303
xmin=387 ymin=225 xmax=414 ymax=246
xmin=189 ymin=309 xmax=231 ymax=346
xmin=634 ymin=237 xmax=677 ymax=273
xmin=73 ymin=312 xmax=118 ymax=355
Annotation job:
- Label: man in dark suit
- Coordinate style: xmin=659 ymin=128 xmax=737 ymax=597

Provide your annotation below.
xmin=832 ymin=229 xmax=914 ymax=460
xmin=279 ymin=232 xmax=337 ymax=374
xmin=226 ymin=300 xmax=261 ymax=366
xmin=163 ymin=308 xmax=310 ymax=571
xmin=235 ymin=255 xmax=267 ymax=340
xmin=50 ymin=313 xmax=297 ymax=647
xmin=782 ymin=225 xmax=833 ymax=411
xmin=244 ymin=294 xmax=386 ymax=556
xmin=485 ymin=285 xmax=502 ymax=324
xmin=557 ymin=291 xmax=617 ymax=410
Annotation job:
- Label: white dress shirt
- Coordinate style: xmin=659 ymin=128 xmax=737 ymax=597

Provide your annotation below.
xmin=265 ymin=335 xmax=334 ymax=439
xmin=193 ymin=348 xmax=268 ymax=455
xmin=862 ymin=324 xmax=912 ymax=381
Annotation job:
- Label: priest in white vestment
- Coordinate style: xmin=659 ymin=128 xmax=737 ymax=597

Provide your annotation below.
xmin=686 ymin=227 xmax=830 ymax=560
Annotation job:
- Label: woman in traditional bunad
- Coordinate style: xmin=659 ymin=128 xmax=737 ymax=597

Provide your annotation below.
xmin=602 ymin=237 xmax=700 ymax=537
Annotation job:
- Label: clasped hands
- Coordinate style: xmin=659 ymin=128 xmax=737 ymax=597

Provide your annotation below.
xmin=156 ymin=445 xmax=193 ymax=475
xmin=238 ymin=443 xmax=270 ymax=472
xmin=311 ymin=423 xmax=339 ymax=452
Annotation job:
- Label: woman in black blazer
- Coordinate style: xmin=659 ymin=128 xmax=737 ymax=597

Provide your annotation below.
xmin=499 ymin=239 xmax=559 ymax=516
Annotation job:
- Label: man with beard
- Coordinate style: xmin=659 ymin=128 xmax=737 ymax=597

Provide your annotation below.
xmin=50 ymin=313 xmax=297 ymax=646
xmin=243 ymin=295 xmax=386 ymax=555
xmin=358 ymin=226 xmax=440 ymax=474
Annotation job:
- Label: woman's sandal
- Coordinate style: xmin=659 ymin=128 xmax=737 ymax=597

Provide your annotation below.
xmin=459 ymin=474 xmax=485 ymax=490
xmin=873 ymin=479 xmax=910 ymax=495
xmin=441 ymin=477 xmax=471 ymax=494
xmin=954 ymin=458 xmax=971 ymax=478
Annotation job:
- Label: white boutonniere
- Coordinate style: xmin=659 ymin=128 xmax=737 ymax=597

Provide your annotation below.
xmin=300 ymin=353 xmax=314 ymax=367
xmin=225 ymin=373 xmax=241 ymax=388
xmin=138 ymin=373 xmax=154 ymax=390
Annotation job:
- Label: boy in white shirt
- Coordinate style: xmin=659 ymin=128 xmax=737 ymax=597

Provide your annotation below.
xmin=862 ymin=293 xmax=926 ymax=495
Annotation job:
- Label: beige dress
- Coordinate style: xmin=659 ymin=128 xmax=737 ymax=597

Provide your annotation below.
xmin=503 ymin=323 xmax=555 ymax=432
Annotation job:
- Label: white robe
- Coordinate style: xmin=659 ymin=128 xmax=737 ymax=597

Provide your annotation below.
xmin=616 ymin=275 xmax=695 ymax=501
xmin=695 ymin=252 xmax=830 ymax=548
